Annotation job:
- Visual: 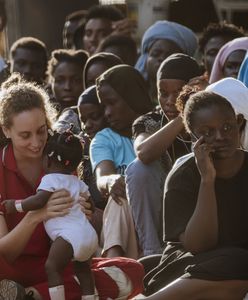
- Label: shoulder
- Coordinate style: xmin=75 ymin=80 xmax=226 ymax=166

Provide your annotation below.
xmin=132 ymin=112 xmax=164 ymax=138
xmin=166 ymin=153 xmax=198 ymax=189
xmin=91 ymin=128 xmax=124 ymax=146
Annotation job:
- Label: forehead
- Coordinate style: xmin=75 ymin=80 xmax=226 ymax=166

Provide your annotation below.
xmin=149 ymin=39 xmax=182 ymax=53
xmin=85 ymin=18 xmax=112 ymax=32
xmin=158 ymin=79 xmax=186 ymax=91
xmin=79 ymin=103 xmax=100 ymax=116
xmin=86 ymin=62 xmax=107 ymax=83
xmin=13 ymin=47 xmax=45 ymax=63
xmin=225 ymin=50 xmax=246 ymax=63
xmin=11 ymin=108 xmax=46 ymax=129
xmin=204 ymin=36 xmax=230 ymax=53
xmin=53 ymin=61 xmax=83 ymax=77
xmin=192 ymin=104 xmax=235 ymax=128
xmin=97 ymin=82 xmax=121 ymax=100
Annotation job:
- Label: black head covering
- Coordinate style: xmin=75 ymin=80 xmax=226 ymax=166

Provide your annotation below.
xmin=77 ymin=85 xmax=98 ymax=107
xmin=157 ymin=53 xmax=201 ymax=82
xmin=96 ymin=64 xmax=153 ymax=114
xmin=83 ymin=52 xmax=123 ymax=89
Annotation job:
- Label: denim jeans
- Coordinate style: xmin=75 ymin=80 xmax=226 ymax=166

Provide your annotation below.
xmin=125 ymin=158 xmax=167 ymax=256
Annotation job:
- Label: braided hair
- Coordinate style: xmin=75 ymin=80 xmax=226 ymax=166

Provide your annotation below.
xmin=44 ymin=129 xmax=83 ymax=173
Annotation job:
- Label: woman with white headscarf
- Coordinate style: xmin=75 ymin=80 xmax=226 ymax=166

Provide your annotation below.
xmin=206 ymin=77 xmax=248 ymax=150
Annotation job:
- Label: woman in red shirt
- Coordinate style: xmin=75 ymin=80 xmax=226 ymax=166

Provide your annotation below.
xmin=0 ymin=74 xmax=144 ymax=300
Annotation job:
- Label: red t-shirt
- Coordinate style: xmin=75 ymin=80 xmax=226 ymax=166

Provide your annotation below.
xmin=0 ymin=144 xmax=51 ymax=286
xmin=0 ymin=144 xmax=145 ymax=299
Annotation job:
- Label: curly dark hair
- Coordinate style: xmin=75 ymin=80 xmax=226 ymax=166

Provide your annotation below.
xmin=44 ymin=130 xmax=83 ymax=172
xmin=85 ymin=5 xmax=124 ymax=23
xmin=198 ymin=21 xmax=245 ymax=53
xmin=176 ymin=84 xmax=201 ymax=115
xmin=47 ymin=49 xmax=88 ymax=80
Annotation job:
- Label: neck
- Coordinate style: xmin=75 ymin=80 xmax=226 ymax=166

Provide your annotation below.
xmin=14 ymin=151 xmax=42 ymax=167
xmin=112 ymin=126 xmax=132 ymax=138
xmin=214 ymin=149 xmax=244 ymax=178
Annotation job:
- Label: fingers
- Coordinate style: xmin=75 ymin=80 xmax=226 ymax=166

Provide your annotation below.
xmin=49 ymin=189 xmax=70 ymax=200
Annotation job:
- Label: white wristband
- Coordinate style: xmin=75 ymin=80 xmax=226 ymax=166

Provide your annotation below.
xmin=15 ymin=200 xmax=24 ymax=212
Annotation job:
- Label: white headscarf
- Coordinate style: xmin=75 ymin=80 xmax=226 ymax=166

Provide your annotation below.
xmin=206 ymin=77 xmax=248 ymax=150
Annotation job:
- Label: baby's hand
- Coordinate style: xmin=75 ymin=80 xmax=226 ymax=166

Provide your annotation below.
xmin=2 ymin=199 xmax=16 ymax=214
xmin=79 ymin=191 xmax=94 ymax=221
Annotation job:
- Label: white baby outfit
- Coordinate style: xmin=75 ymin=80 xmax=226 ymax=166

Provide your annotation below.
xmin=38 ymin=174 xmax=98 ymax=261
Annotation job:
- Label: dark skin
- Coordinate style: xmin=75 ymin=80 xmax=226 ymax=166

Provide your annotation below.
xmin=146 ymin=39 xmax=182 ymax=102
xmin=95 ymin=82 xmax=138 ymax=202
xmin=135 ymin=79 xmax=187 ymax=164
xmin=10 ymin=47 xmax=47 ymax=85
xmin=202 ymin=35 xmax=231 ymax=76
xmin=51 ymin=61 xmax=84 ymax=110
xmin=78 ymin=103 xmax=106 ymax=139
xmin=222 ymin=49 xmax=246 ymax=79
xmin=85 ymin=62 xmax=110 ymax=88
xmin=138 ymin=104 xmax=247 ymax=300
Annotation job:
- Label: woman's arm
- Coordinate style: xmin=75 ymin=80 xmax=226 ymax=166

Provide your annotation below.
xmin=0 ymin=189 xmax=73 ymax=263
xmin=95 ymin=160 xmax=126 ymax=205
xmin=181 ymin=137 xmax=218 ymax=253
xmin=135 ymin=116 xmax=184 ymax=164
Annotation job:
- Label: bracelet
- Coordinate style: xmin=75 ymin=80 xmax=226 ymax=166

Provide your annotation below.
xmin=15 ymin=200 xmax=24 ymax=213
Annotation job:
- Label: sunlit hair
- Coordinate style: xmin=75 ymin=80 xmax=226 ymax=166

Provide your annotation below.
xmin=199 ymin=21 xmax=245 ymax=53
xmin=47 ymin=49 xmax=88 ymax=81
xmin=183 ymin=90 xmax=235 ymax=133
xmin=0 ymin=73 xmax=57 ymax=130
xmin=10 ymin=36 xmax=47 ymax=65
xmin=176 ymin=84 xmax=201 ymax=115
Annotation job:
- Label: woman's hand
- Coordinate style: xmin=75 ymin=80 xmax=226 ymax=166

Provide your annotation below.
xmin=106 ymin=174 xmax=126 ymax=205
xmin=79 ymin=192 xmax=94 ymax=221
xmin=29 ymin=189 xmax=73 ymax=223
xmin=193 ymin=136 xmax=216 ymax=181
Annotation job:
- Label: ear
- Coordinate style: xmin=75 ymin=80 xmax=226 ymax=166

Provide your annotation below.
xmin=237 ymin=113 xmax=245 ymax=132
xmin=1 ymin=126 xmax=10 ymax=139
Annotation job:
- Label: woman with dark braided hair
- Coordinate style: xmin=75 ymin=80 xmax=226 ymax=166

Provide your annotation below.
xmin=4 ymin=130 xmax=98 ymax=300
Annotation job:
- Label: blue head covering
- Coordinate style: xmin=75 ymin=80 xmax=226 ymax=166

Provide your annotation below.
xmin=238 ymin=50 xmax=248 ymax=87
xmin=135 ymin=20 xmax=198 ymax=79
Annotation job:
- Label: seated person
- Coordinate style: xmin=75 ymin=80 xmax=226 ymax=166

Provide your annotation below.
xmin=141 ymin=90 xmax=248 ymax=300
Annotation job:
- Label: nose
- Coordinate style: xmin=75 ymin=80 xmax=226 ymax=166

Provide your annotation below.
xmin=166 ymin=94 xmax=177 ymax=106
xmin=215 ymin=129 xmax=224 ymax=141
xmin=31 ymin=134 xmax=42 ymax=149
xmin=104 ymin=106 xmax=112 ymax=120
xmin=23 ymin=64 xmax=32 ymax=77
xmin=85 ymin=119 xmax=93 ymax=131
xmin=64 ymin=79 xmax=72 ymax=90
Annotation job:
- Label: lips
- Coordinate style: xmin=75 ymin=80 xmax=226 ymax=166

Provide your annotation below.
xmin=62 ymin=97 xmax=76 ymax=102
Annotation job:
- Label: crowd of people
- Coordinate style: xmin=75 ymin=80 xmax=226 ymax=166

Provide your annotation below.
xmin=1 ymin=1 xmax=248 ymax=300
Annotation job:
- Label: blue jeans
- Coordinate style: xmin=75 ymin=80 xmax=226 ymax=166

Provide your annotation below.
xmin=125 ymin=158 xmax=167 ymax=256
